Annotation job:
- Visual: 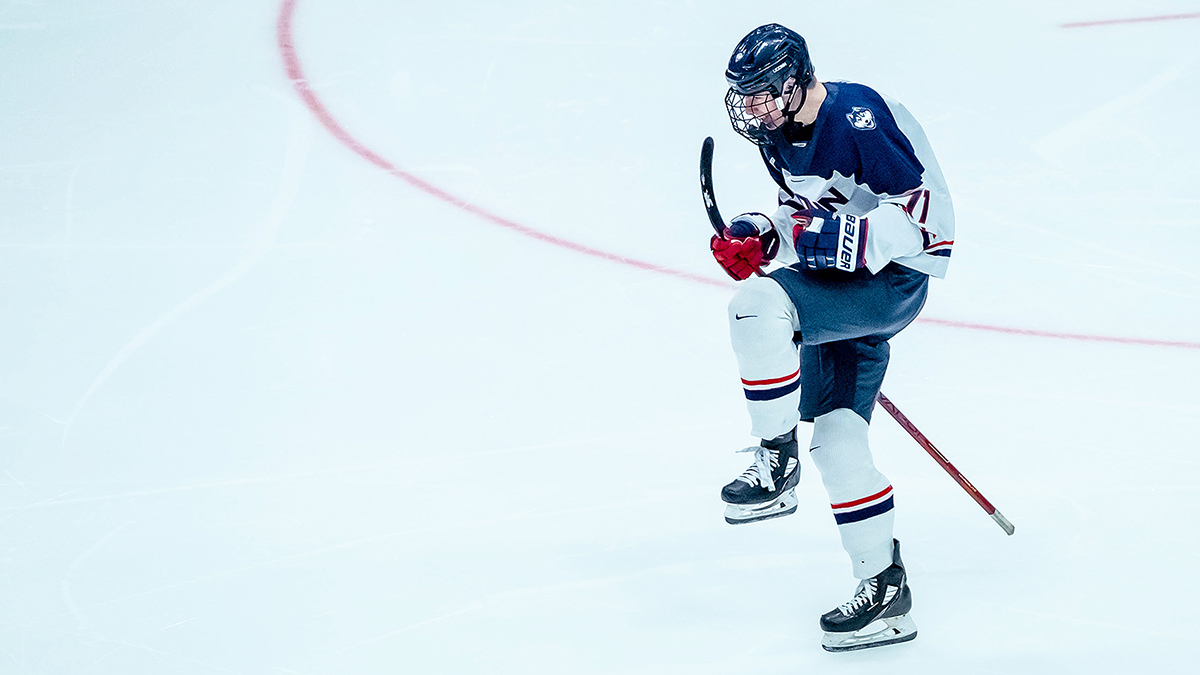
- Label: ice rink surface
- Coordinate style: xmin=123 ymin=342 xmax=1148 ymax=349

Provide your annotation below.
xmin=2 ymin=0 xmax=1199 ymax=672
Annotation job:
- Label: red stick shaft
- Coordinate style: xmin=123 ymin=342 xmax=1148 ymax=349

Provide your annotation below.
xmin=876 ymin=392 xmax=1014 ymax=535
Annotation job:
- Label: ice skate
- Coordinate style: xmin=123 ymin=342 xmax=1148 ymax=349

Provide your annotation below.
xmin=820 ymin=539 xmax=917 ymax=652
xmin=721 ymin=428 xmax=800 ymax=524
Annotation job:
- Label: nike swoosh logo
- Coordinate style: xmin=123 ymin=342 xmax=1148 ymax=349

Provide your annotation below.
xmin=735 ymin=314 xmax=757 ymax=320
xmin=809 ymin=445 xmax=821 ymax=452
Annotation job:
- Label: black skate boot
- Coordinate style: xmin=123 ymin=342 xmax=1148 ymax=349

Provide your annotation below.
xmin=720 ymin=428 xmax=800 ymax=525
xmin=819 ymin=539 xmax=917 ymax=652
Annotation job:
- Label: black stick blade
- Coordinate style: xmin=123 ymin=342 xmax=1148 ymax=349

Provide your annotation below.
xmin=699 ymin=136 xmax=725 ymax=234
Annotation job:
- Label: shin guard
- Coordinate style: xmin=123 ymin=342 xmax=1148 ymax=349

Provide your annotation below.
xmin=808 ymin=408 xmax=895 ymax=579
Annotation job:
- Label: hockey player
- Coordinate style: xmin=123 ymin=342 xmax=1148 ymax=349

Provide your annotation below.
xmin=710 ymin=24 xmax=954 ymax=652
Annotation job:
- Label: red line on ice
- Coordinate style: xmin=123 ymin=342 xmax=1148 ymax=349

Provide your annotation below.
xmin=916 ymin=318 xmax=1200 ymax=350
xmin=276 ymin=0 xmax=1200 ymax=352
xmin=275 ymin=0 xmax=726 ymax=289
xmin=1061 ymin=12 xmax=1200 ymax=28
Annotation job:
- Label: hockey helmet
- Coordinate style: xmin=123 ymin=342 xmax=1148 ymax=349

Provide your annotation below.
xmin=725 ymin=24 xmax=815 ymax=144
xmin=726 ymin=23 xmax=814 ymax=97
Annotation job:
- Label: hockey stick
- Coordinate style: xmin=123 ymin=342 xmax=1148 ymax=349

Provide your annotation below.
xmin=699 ymin=137 xmax=727 ymax=236
xmin=701 ymin=136 xmax=768 ymax=278
xmin=875 ymin=393 xmax=1015 ymax=535
xmin=701 ymin=136 xmax=1015 ymax=536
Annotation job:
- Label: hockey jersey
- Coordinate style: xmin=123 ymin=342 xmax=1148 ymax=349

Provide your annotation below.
xmin=759 ymin=82 xmax=954 ymax=278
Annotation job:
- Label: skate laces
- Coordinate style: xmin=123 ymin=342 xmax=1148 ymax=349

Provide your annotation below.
xmin=838 ymin=579 xmax=877 ymax=616
xmin=734 ymin=446 xmax=778 ymax=491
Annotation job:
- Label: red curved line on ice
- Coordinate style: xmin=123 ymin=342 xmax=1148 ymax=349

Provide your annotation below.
xmin=275 ymin=0 xmax=726 ymax=289
xmin=276 ymin=0 xmax=1200 ymax=351
xmin=1061 ymin=12 xmax=1200 ymax=28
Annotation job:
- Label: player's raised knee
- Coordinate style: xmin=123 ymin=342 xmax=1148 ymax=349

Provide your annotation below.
xmin=727 ymin=275 xmax=790 ymax=322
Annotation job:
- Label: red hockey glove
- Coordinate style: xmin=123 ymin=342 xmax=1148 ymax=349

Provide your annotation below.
xmin=710 ymin=227 xmax=780 ymax=281
xmin=711 ymin=235 xmax=763 ymax=280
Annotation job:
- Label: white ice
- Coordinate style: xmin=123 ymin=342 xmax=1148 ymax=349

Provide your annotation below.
xmin=2 ymin=1 xmax=1199 ymax=673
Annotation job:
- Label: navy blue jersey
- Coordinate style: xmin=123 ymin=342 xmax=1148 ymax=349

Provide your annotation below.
xmin=757 ymin=82 xmax=954 ymax=278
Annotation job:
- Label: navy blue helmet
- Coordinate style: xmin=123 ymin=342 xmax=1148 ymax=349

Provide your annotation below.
xmin=726 ymin=24 xmax=814 ymax=97
xmin=725 ymin=24 xmax=815 ymax=144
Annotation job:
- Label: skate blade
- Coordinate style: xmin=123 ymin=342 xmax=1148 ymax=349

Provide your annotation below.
xmin=723 ymin=489 xmax=798 ymax=525
xmin=821 ymin=614 xmax=917 ymax=652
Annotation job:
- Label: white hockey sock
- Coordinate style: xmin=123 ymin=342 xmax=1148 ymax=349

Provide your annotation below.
xmin=728 ymin=276 xmax=801 ymax=440
xmin=808 ymin=408 xmax=895 ymax=579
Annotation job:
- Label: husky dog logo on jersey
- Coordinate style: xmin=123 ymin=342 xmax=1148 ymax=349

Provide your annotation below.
xmin=847 ymin=106 xmax=877 ymax=130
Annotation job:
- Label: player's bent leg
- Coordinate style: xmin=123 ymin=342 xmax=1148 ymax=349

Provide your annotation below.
xmin=809 ymin=409 xmax=914 ymax=651
xmin=721 ymin=277 xmax=803 ymax=525
xmin=727 ymin=275 xmax=801 ymax=440
xmin=808 ymin=408 xmax=894 ymax=579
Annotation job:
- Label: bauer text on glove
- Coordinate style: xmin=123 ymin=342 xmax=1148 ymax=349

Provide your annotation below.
xmin=792 ymin=209 xmax=867 ymax=272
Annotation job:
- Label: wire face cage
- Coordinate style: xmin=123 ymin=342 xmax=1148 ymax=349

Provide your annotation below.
xmin=725 ymin=88 xmax=777 ymax=146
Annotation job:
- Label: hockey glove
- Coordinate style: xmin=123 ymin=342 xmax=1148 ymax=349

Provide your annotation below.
xmin=792 ymin=209 xmax=868 ymax=272
xmin=711 ymin=213 xmax=780 ymax=281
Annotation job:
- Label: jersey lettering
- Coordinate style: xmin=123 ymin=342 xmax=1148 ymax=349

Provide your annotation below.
xmin=783 ymin=188 xmax=849 ymax=214
xmin=782 ymin=196 xmax=815 ymax=211
xmin=816 ymin=187 xmax=849 ymax=212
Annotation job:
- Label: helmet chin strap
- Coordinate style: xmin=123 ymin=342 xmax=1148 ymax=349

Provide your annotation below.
xmin=783 ymin=81 xmax=808 ymax=125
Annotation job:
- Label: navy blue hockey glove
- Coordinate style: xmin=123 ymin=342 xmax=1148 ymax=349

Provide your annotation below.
xmin=792 ymin=209 xmax=868 ymax=272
